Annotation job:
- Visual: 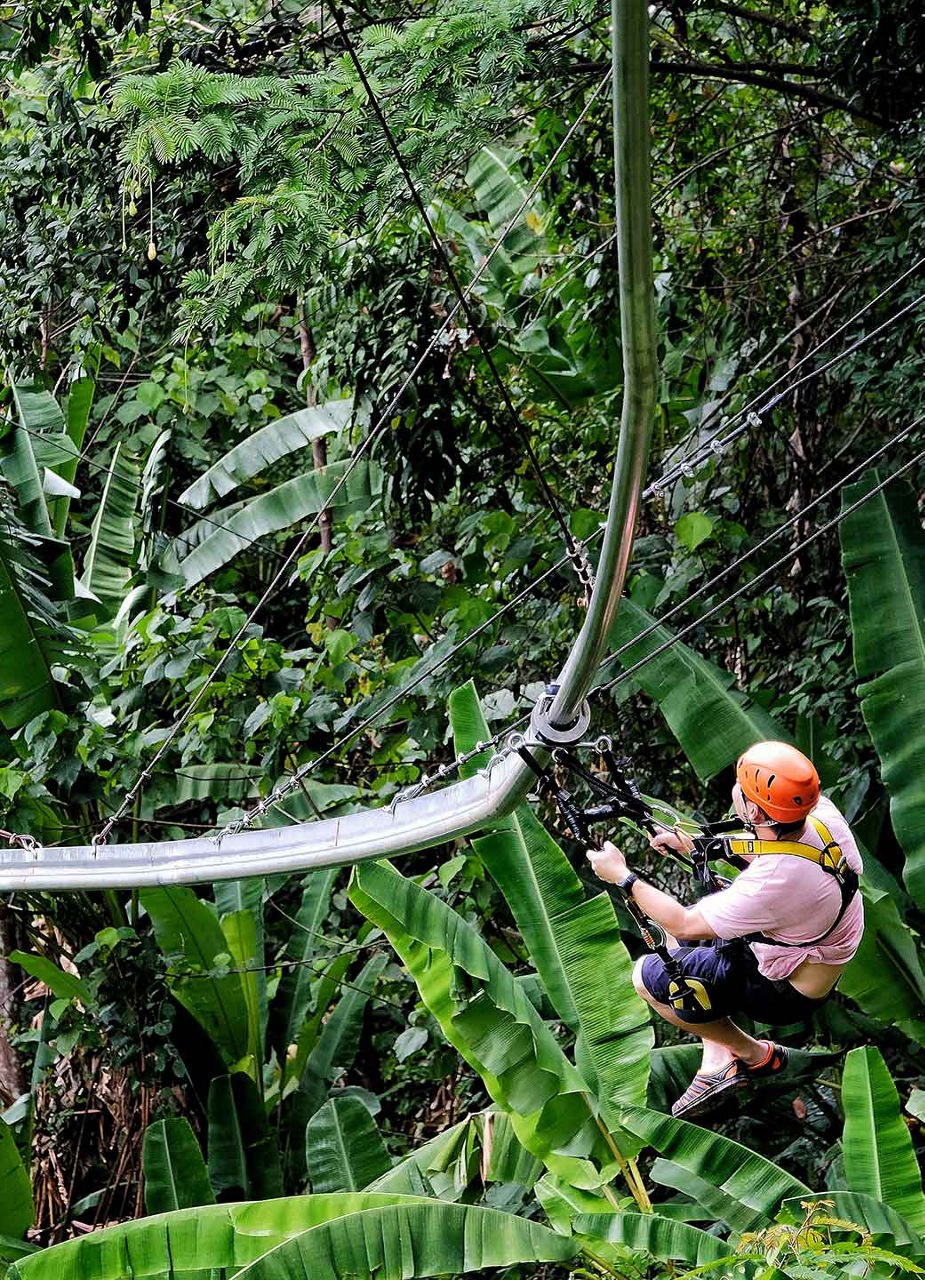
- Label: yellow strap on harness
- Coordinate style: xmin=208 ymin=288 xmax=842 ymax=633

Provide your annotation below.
xmin=726 ymin=816 xmax=850 ymax=881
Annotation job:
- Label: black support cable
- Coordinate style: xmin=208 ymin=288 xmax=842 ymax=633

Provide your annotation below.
xmin=331 ymin=2 xmax=599 ymax=574
xmin=597 ymin=413 xmax=925 ymax=679
xmin=598 ymin=443 xmax=925 ymax=696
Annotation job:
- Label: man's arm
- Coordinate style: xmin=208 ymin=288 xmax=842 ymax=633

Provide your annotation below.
xmin=587 ymin=841 xmax=717 ymax=941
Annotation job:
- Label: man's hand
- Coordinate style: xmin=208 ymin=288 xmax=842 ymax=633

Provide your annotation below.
xmin=586 ymin=840 xmax=629 ymax=884
xmin=649 ymin=825 xmax=695 ymax=857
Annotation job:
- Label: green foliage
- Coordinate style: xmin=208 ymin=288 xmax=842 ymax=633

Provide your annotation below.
xmin=841 ymin=473 xmax=925 ymax=907
xmin=306 ymin=1096 xmax=391 ymax=1193
xmin=142 ymin=1118 xmax=215 ymax=1214
xmin=842 ymin=1046 xmax=925 ymax=1231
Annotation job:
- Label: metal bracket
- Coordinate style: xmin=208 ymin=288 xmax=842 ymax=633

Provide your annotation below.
xmin=530 ymin=686 xmax=592 ymax=747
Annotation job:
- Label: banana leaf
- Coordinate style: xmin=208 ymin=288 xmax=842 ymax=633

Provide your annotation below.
xmin=0 ymin=518 xmax=65 ymax=730
xmin=2 ymin=393 xmax=53 ymax=537
xmin=0 ymin=1120 xmax=31 ymax=1239
xmin=839 ymin=885 xmax=925 ymax=1042
xmin=602 ymin=595 xmax=788 ymax=780
xmin=350 ymin=860 xmax=620 ymax=1191
xmin=207 ymin=1072 xmax=283 ymax=1201
xmin=220 ymin=910 xmax=261 ymax=1072
xmin=301 ymin=951 xmax=388 ymax=1097
xmin=214 ymin=880 xmax=267 ymax=1054
xmin=142 ymin=1117 xmax=215 ymax=1213
xmin=840 ymin=473 xmax=925 ymax=907
xmin=151 ymin=763 xmax=265 ymax=810
xmin=177 ymin=459 xmax=383 ymax=587
xmin=141 ymin=887 xmax=252 ymax=1064
xmin=80 ymin=443 xmax=139 ymax=618
xmin=466 ymin=144 xmax=547 ymax=286
xmin=179 ymin=399 xmax=354 ymax=508
xmin=842 ymin=1045 xmax=925 ymax=1230
xmin=268 ymin=868 xmax=339 ymax=1068
xmin=51 ymin=374 xmax=95 ymax=537
xmin=449 ymin=680 xmax=652 ymax=1131
xmin=779 ymin=1192 xmax=925 ymax=1254
xmin=575 ymin=1211 xmax=735 ymax=1266
xmin=234 ymin=1201 xmax=578 ymax=1280
xmin=306 ymin=1096 xmax=391 ymax=1192
xmin=6 ymin=1193 xmax=489 ymax=1279
xmin=618 ymin=1105 xmax=809 ymax=1231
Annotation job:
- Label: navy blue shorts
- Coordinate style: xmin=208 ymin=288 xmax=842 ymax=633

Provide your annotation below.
xmin=640 ymin=939 xmax=826 ymax=1026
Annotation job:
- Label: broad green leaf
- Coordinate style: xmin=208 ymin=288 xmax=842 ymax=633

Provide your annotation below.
xmin=0 ymin=521 xmax=65 ymax=730
xmin=675 ymin=511 xmax=713 ymax=551
xmin=220 ymin=910 xmax=261 ymax=1073
xmin=7 ymin=1193 xmax=458 ymax=1278
xmin=466 ymin=144 xmax=547 ymax=283
xmin=350 ymin=860 xmax=619 ymax=1191
xmin=9 ymin=951 xmax=90 ymax=1006
xmin=3 ymin=392 xmax=53 ymax=537
xmin=842 ymin=1045 xmax=925 ymax=1230
xmin=302 ymin=952 xmax=388 ymax=1093
xmin=214 ymin=879 xmax=267 ymax=1055
xmin=619 ymin=1104 xmax=809 ymax=1231
xmin=0 ymin=1120 xmax=31 ymax=1239
xmin=159 ymin=764 xmax=264 ymax=808
xmin=177 ymin=459 xmax=382 ymax=587
xmin=840 ymin=885 xmax=925 ymax=1040
xmin=142 ymin=1117 xmax=215 ymax=1213
xmin=840 ymin=473 xmax=925 ymax=906
xmin=269 ymin=868 xmax=339 ymax=1068
xmin=779 ymin=1192 xmax=925 ymax=1254
xmin=80 ymin=443 xmax=139 ymax=618
xmin=306 ymin=1096 xmax=390 ymax=1192
xmin=450 ymin=681 xmax=652 ymax=1132
xmin=141 ymin=887 xmax=251 ymax=1064
xmin=234 ymin=1201 xmax=577 ymax=1280
xmin=207 ymin=1072 xmax=283 ymax=1201
xmin=179 ymin=399 xmax=354 ymax=508
xmin=602 ymin=596 xmax=788 ymax=779
xmin=575 ymin=1211 xmax=734 ymax=1266
xmin=51 ymin=374 xmax=95 ymax=537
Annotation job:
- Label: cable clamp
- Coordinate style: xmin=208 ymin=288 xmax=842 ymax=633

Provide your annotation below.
xmin=530 ymin=688 xmax=592 ymax=747
xmin=746 ymin=411 xmax=762 ymax=430
xmin=680 ymin=461 xmax=695 ymax=479
xmin=0 ymin=829 xmax=38 ymax=853
xmin=567 ymin=539 xmax=596 ymax=593
xmin=709 ymin=437 xmax=726 ymax=456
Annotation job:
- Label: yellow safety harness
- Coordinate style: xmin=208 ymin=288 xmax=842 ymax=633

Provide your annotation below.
xmin=719 ymin=815 xmax=860 ymax=949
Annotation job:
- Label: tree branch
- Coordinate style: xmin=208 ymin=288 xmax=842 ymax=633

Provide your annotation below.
xmin=566 ymin=56 xmax=887 ymax=128
xmin=705 ymin=1 xmax=812 ymax=43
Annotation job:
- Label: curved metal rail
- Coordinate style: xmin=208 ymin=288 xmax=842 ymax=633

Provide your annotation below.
xmin=0 ymin=0 xmax=655 ymax=890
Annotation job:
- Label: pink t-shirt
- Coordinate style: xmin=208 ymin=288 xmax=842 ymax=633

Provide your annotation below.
xmin=697 ymin=795 xmax=865 ymax=981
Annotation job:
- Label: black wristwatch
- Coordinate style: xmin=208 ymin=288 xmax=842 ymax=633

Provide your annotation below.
xmin=616 ymin=871 xmax=638 ymax=895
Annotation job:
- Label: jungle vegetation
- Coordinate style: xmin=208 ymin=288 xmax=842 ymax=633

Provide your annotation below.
xmin=0 ymin=0 xmax=925 ymax=1276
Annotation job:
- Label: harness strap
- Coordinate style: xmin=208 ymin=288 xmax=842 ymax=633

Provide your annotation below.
xmin=716 ymin=816 xmax=859 ymax=949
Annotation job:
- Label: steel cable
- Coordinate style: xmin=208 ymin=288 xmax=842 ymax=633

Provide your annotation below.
xmin=90 ymin=68 xmax=613 ymax=846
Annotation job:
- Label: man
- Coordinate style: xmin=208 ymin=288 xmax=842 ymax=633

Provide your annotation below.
xmin=586 ymin=740 xmax=864 ymax=1120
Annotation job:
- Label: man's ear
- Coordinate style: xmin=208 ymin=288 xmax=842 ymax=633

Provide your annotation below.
xmin=746 ymin=799 xmax=765 ymax=826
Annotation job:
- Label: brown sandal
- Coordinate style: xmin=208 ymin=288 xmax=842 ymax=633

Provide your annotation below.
xmin=671 ymin=1059 xmax=748 ymax=1119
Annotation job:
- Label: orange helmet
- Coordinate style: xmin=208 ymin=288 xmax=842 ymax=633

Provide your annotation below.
xmin=736 ymin=741 xmax=819 ymax=823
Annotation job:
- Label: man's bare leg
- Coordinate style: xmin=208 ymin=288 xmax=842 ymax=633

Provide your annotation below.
xmin=633 ymin=957 xmax=768 ymax=1073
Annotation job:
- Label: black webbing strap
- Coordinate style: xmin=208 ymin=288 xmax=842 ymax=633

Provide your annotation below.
xmin=515 ymin=745 xmax=715 ymax=1017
